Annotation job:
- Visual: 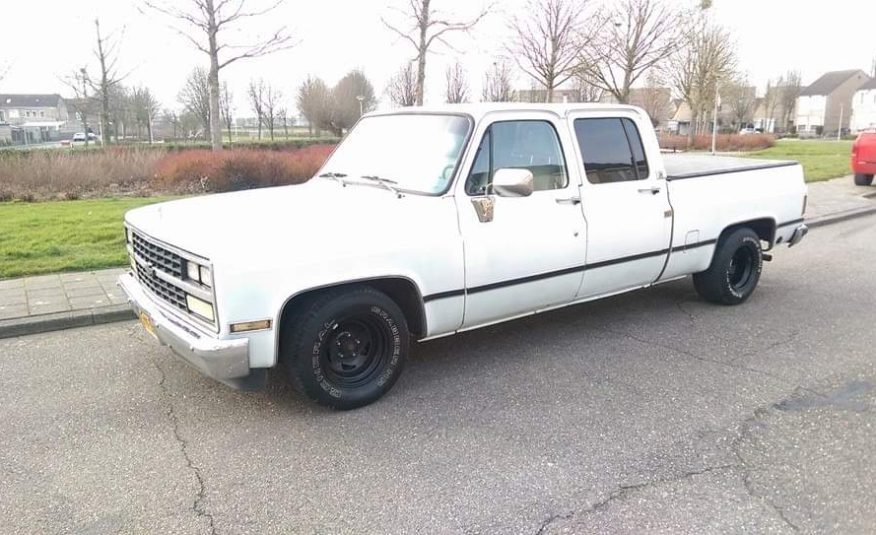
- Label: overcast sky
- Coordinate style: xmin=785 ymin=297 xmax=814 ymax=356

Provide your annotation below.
xmin=1 ymin=0 xmax=875 ymax=115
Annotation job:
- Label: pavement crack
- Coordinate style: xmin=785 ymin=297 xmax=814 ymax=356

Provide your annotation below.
xmin=153 ymin=361 xmax=217 ymax=535
xmin=535 ymin=464 xmax=738 ymax=534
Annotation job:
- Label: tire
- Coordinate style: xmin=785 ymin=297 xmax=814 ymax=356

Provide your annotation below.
xmin=854 ymin=173 xmax=874 ymax=186
xmin=280 ymin=286 xmax=409 ymax=410
xmin=693 ymin=228 xmax=763 ymax=305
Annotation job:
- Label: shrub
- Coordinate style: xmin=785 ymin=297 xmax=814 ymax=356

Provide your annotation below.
xmin=658 ymin=133 xmax=775 ymax=152
xmin=153 ymin=144 xmax=335 ymax=193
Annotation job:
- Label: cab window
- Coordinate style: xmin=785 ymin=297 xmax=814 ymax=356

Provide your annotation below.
xmin=465 ymin=120 xmax=568 ymax=195
xmin=574 ymin=118 xmax=650 ymax=184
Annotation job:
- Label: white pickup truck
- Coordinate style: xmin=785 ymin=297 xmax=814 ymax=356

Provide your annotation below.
xmin=119 ymin=104 xmax=808 ymax=409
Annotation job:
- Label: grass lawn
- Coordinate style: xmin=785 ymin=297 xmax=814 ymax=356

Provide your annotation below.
xmin=0 ymin=197 xmax=174 ymax=279
xmin=748 ymin=139 xmax=853 ymax=182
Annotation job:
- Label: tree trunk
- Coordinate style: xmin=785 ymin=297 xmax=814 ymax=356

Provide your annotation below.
xmin=687 ymin=107 xmax=698 ymax=148
xmin=415 ymin=0 xmax=429 ymax=106
xmin=206 ymin=0 xmax=223 ymax=151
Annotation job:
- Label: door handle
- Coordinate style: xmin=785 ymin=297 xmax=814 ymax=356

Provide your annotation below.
xmin=638 ymin=186 xmax=661 ymax=195
xmin=555 ymin=196 xmax=581 ymax=205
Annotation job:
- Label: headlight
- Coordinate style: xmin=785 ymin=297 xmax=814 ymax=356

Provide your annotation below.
xmin=186 ymin=261 xmax=212 ymax=288
xmin=125 ymin=227 xmax=132 ymax=244
xmin=186 ymin=295 xmax=215 ymax=322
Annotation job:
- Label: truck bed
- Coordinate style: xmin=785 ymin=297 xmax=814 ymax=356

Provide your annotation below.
xmin=663 ymin=154 xmax=798 ymax=180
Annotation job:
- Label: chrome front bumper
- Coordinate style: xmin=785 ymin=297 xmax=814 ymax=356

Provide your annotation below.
xmin=788 ymin=223 xmax=808 ymax=247
xmin=118 ymin=272 xmax=252 ymax=386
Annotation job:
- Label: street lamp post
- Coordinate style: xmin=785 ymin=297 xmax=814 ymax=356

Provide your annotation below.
xmin=80 ymin=67 xmax=89 ymax=150
xmin=356 ymin=95 xmax=365 ymax=117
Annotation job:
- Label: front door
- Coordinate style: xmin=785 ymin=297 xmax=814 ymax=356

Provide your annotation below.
xmin=568 ymin=113 xmax=673 ymax=298
xmin=457 ymin=114 xmax=588 ymax=328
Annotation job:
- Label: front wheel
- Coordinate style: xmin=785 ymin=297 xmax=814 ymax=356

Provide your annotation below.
xmin=854 ymin=173 xmax=874 ymax=186
xmin=280 ymin=287 xmax=409 ymax=409
xmin=693 ymin=228 xmax=763 ymax=305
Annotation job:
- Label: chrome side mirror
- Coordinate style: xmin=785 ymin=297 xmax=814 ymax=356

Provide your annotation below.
xmin=492 ymin=168 xmax=534 ymax=197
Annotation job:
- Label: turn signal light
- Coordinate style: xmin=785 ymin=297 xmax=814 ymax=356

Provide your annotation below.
xmin=230 ymin=320 xmax=272 ymax=333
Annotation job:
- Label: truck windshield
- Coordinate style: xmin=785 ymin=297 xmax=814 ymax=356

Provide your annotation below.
xmin=320 ymin=114 xmax=472 ymax=195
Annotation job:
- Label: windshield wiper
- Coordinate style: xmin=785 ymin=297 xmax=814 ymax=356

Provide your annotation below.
xmin=359 ymin=175 xmax=403 ymax=198
xmin=318 ymin=171 xmax=348 ymax=186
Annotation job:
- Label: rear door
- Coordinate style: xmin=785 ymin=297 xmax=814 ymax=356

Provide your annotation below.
xmin=568 ymin=112 xmax=673 ymax=298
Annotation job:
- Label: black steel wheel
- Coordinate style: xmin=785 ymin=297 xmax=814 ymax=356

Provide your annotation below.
xmin=693 ymin=227 xmax=763 ymax=305
xmin=280 ymin=286 xmax=409 ymax=409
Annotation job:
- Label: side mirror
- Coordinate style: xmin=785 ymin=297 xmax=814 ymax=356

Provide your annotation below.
xmin=492 ymin=168 xmax=534 ymax=197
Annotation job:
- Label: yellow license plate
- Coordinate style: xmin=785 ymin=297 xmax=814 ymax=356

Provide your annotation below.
xmin=139 ymin=312 xmax=157 ymax=338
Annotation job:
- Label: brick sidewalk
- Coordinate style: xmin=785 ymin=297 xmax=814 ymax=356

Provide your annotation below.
xmin=0 ymin=176 xmax=874 ymax=338
xmin=0 ymin=268 xmax=127 ymax=321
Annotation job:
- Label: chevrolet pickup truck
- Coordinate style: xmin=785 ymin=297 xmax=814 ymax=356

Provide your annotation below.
xmin=120 ymin=104 xmax=808 ymax=409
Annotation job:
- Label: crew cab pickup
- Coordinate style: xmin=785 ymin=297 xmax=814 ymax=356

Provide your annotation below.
xmin=119 ymin=104 xmax=808 ymax=409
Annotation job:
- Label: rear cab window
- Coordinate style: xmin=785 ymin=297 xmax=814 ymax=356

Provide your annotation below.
xmin=573 ymin=118 xmax=650 ymax=184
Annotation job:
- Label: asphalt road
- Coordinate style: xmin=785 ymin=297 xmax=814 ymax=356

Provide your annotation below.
xmin=2 ymin=216 xmax=876 ymax=534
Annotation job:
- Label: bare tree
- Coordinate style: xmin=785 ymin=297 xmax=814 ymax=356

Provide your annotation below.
xmin=382 ymin=0 xmax=491 ymax=105
xmin=248 ymin=79 xmax=266 ymax=139
xmin=664 ymin=19 xmax=736 ymax=146
xmin=277 ymin=107 xmax=290 ymax=138
xmin=331 ymin=70 xmax=376 ymax=134
xmin=445 ymin=62 xmax=469 ymax=103
xmin=219 ymin=81 xmax=233 ymax=143
xmin=388 ymin=63 xmax=419 ymax=107
xmin=760 ymin=79 xmax=779 ymax=132
xmin=84 ymin=19 xmax=128 ymax=145
xmin=143 ymin=0 xmax=295 ymax=150
xmin=482 ymin=61 xmax=513 ymax=102
xmin=179 ymin=66 xmax=211 ymax=138
xmin=63 ymin=69 xmax=97 ymax=149
xmin=579 ymin=0 xmax=679 ymax=104
xmin=722 ymin=76 xmax=756 ymax=131
xmin=777 ymin=70 xmax=801 ymax=133
xmin=297 ymin=76 xmax=331 ymax=135
xmin=132 ymin=86 xmax=161 ymax=142
xmin=261 ymin=82 xmax=282 ymax=141
xmin=508 ymin=0 xmax=599 ymax=103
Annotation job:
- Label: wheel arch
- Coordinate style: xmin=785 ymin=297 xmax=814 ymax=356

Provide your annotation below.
xmin=717 ymin=217 xmax=777 ymax=248
xmin=274 ymin=276 xmax=427 ymax=362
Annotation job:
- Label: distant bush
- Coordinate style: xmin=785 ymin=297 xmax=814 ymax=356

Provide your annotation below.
xmin=153 ymin=145 xmax=335 ymax=193
xmin=659 ymin=133 xmax=775 ymax=152
xmin=157 ymin=137 xmax=340 ymax=152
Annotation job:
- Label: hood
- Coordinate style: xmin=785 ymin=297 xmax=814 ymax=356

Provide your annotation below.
xmin=125 ymin=179 xmax=452 ymax=267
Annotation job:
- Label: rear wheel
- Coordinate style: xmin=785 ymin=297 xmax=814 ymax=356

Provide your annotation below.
xmin=693 ymin=228 xmax=763 ymax=305
xmin=280 ymin=287 xmax=409 ymax=409
xmin=854 ymin=173 xmax=874 ymax=186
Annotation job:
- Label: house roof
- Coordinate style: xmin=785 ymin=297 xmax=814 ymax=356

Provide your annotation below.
xmin=0 ymin=94 xmax=63 ymax=108
xmin=800 ymin=70 xmax=869 ymax=96
xmin=859 ymin=78 xmax=876 ymax=91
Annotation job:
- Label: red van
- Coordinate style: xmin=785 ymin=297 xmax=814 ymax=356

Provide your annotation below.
xmin=852 ymin=131 xmax=876 ymax=185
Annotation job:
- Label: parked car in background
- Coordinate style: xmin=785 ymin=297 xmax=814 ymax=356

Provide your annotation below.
xmin=120 ymin=103 xmax=809 ymax=409
xmin=852 ymin=131 xmax=876 ymax=185
xmin=72 ymin=132 xmax=98 ymax=142
xmin=740 ymin=127 xmax=757 ymax=135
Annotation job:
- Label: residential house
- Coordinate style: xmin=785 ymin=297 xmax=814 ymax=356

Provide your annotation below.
xmin=0 ymin=94 xmax=69 ymax=144
xmin=795 ymin=69 xmax=871 ymax=136
xmin=850 ymin=78 xmax=876 ymax=132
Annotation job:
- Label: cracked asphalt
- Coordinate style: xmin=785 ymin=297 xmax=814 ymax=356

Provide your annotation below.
xmin=2 ymin=216 xmax=876 ymax=534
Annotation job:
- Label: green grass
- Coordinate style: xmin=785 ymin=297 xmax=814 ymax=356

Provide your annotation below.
xmin=0 ymin=197 xmax=174 ymax=279
xmin=748 ymin=139 xmax=853 ymax=182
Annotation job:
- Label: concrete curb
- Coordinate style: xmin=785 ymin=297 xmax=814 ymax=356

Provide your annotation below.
xmin=3 ymin=202 xmax=876 ymax=340
xmin=0 ymin=304 xmax=135 ymax=340
xmin=806 ymin=205 xmax=876 ymax=228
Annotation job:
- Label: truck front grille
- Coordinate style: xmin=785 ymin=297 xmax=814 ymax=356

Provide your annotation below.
xmin=132 ymin=232 xmax=184 ymax=279
xmin=134 ymin=261 xmax=188 ymax=312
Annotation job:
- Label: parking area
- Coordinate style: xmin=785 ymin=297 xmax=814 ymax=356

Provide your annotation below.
xmin=1 ymin=216 xmax=875 ymax=534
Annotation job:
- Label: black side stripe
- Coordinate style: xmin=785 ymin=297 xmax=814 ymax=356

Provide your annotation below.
xmin=777 ymin=218 xmax=804 ymax=228
xmin=423 ymin=239 xmax=719 ymax=303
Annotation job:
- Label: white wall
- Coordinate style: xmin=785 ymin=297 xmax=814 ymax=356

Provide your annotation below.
xmin=795 ymin=95 xmax=827 ymax=129
xmin=851 ymin=89 xmax=876 ymax=132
